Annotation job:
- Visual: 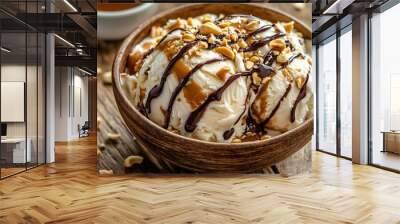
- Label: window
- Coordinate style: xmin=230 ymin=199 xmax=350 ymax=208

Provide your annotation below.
xmin=317 ymin=36 xmax=337 ymax=154
xmin=339 ymin=28 xmax=352 ymax=158
xmin=370 ymin=3 xmax=400 ymax=171
xmin=0 ymin=1 xmax=46 ymax=179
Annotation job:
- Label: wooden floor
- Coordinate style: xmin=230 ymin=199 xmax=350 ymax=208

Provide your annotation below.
xmin=1 ymin=167 xmax=26 ymax=178
xmin=373 ymin=150 xmax=400 ymax=171
xmin=0 ymin=136 xmax=400 ymax=223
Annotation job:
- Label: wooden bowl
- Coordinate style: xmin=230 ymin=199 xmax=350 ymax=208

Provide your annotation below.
xmin=112 ymin=3 xmax=313 ymax=173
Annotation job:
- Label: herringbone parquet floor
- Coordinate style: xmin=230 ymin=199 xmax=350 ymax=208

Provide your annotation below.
xmin=1 ymin=135 xmax=400 ymax=224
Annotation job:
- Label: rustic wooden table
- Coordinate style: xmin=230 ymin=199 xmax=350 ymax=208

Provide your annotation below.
xmin=97 ymin=3 xmax=311 ymax=175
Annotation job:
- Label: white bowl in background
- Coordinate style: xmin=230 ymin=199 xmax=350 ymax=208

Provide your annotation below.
xmin=97 ymin=3 xmax=157 ymax=40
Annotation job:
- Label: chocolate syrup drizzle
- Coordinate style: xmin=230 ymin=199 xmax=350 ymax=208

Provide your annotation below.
xmin=263 ymin=50 xmax=275 ymax=65
xmin=248 ymin=52 xmax=304 ymax=131
xmin=290 ymin=71 xmax=310 ymax=123
xmin=222 ymin=83 xmax=253 ymax=140
xmin=223 ymin=128 xmax=235 ymax=140
xmin=136 ymin=14 xmax=310 ymax=141
xmin=163 ymin=58 xmax=226 ymax=128
xmin=145 ymin=41 xmax=198 ymax=114
xmin=185 ymin=72 xmax=251 ymax=132
xmin=260 ymin=84 xmax=292 ymax=127
xmin=243 ymin=25 xmax=273 ymax=40
xmin=141 ymin=28 xmax=185 ymax=64
xmin=283 ymin=53 xmax=302 ymax=68
xmin=241 ymin=33 xmax=285 ymax=52
xmin=185 ymin=64 xmax=273 ymax=135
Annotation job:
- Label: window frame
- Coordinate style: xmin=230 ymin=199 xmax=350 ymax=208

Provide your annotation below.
xmin=314 ymin=23 xmax=353 ymax=161
xmin=367 ymin=1 xmax=400 ymax=173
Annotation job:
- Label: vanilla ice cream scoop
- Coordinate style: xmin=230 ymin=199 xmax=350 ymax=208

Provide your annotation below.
xmin=121 ymin=13 xmax=312 ymax=143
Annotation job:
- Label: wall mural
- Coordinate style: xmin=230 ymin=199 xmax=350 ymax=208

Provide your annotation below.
xmin=97 ymin=3 xmax=313 ymax=175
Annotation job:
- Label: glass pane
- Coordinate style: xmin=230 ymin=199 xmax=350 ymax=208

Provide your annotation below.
xmin=38 ymin=32 xmax=45 ymax=165
xmin=312 ymin=45 xmax=317 ymax=150
xmin=371 ymin=4 xmax=400 ymax=171
xmin=317 ymin=37 xmax=337 ymax=154
xmin=27 ymin=31 xmax=38 ymax=169
xmin=1 ymin=30 xmax=27 ymax=177
xmin=340 ymin=29 xmax=352 ymax=158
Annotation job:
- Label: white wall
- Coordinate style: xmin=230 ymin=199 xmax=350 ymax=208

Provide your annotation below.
xmin=46 ymin=33 xmax=55 ymax=163
xmin=55 ymin=67 xmax=69 ymax=141
xmin=1 ymin=63 xmax=46 ymax=164
xmin=1 ymin=65 xmax=35 ymax=138
xmin=54 ymin=67 xmax=89 ymax=141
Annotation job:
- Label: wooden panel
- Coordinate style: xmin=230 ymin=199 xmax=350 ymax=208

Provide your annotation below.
xmin=385 ymin=132 xmax=400 ymax=154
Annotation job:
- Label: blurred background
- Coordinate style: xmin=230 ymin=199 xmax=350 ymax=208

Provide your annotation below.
xmin=0 ymin=0 xmax=97 ymax=179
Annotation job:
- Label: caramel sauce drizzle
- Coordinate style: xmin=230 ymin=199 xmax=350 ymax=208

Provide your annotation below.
xmin=183 ymin=81 xmax=207 ymax=109
xmin=172 ymin=59 xmax=191 ymax=80
xmin=222 ymin=86 xmax=252 ymax=140
xmin=290 ymin=71 xmax=310 ymax=123
xmin=185 ymin=72 xmax=250 ymax=133
xmin=140 ymin=28 xmax=186 ymax=64
xmin=260 ymin=84 xmax=292 ymax=127
xmin=164 ymin=58 xmax=225 ymax=128
xmin=216 ymin=67 xmax=230 ymax=81
xmin=145 ymin=41 xmax=198 ymax=114
xmin=241 ymin=33 xmax=285 ymax=52
xmin=249 ymin=52 xmax=302 ymax=130
xmin=185 ymin=64 xmax=273 ymax=134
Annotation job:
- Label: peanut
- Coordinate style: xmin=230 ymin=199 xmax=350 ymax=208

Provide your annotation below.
xmin=249 ymin=55 xmax=261 ymax=63
xmin=252 ymin=72 xmax=262 ymax=85
xmin=282 ymin=68 xmax=293 ymax=82
xmin=214 ymin=46 xmax=235 ymax=60
xmin=283 ymin=21 xmax=294 ymax=33
xmin=231 ymin=44 xmax=239 ymax=51
xmin=124 ymin=155 xmax=143 ymax=167
xmin=269 ymin=39 xmax=286 ymax=52
xmin=238 ymin=39 xmax=248 ymax=49
xmin=99 ymin=169 xmax=113 ymax=175
xmin=208 ymin=34 xmax=216 ymax=44
xmin=199 ymin=22 xmax=223 ymax=35
xmin=218 ymin=21 xmax=231 ymax=28
xmin=245 ymin=60 xmax=254 ymax=70
xmin=182 ymin=33 xmax=196 ymax=42
xmin=229 ymin=32 xmax=238 ymax=42
xmin=102 ymin=71 xmax=112 ymax=85
xmin=97 ymin=117 xmax=102 ymax=129
xmin=245 ymin=20 xmax=260 ymax=31
xmin=296 ymin=76 xmax=305 ymax=88
xmin=187 ymin=17 xmax=193 ymax=26
xmin=232 ymin=138 xmax=242 ymax=143
xmin=260 ymin=134 xmax=272 ymax=140
xmin=199 ymin=41 xmax=208 ymax=49
xmin=277 ymin=48 xmax=292 ymax=64
xmin=221 ymin=38 xmax=229 ymax=46
xmin=106 ymin=133 xmax=121 ymax=142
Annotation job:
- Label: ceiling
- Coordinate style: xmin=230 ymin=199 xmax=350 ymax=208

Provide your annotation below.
xmin=0 ymin=0 xmax=96 ymax=74
xmin=311 ymin=0 xmax=390 ymax=43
